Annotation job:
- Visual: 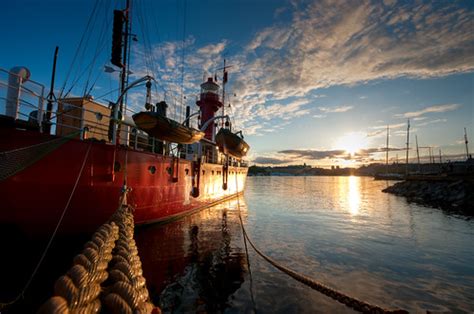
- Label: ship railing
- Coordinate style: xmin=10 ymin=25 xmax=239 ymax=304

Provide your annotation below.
xmin=0 ymin=68 xmax=226 ymax=161
xmin=0 ymin=68 xmax=46 ymax=130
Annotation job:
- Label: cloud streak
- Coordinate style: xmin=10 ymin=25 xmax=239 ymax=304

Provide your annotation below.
xmin=395 ymin=104 xmax=461 ymax=118
xmin=318 ymin=105 xmax=354 ymax=113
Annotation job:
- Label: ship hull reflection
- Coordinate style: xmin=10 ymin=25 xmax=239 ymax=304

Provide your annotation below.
xmin=135 ymin=197 xmax=249 ymax=312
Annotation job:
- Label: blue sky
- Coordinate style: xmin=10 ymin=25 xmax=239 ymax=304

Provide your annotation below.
xmin=1 ymin=0 xmax=473 ymax=167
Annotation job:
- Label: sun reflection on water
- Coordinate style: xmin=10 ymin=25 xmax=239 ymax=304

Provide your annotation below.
xmin=348 ymin=176 xmax=360 ymax=215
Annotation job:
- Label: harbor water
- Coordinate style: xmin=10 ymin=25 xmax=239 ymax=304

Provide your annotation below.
xmin=136 ymin=176 xmax=474 ymax=313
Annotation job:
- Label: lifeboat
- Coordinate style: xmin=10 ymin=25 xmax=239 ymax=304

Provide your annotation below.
xmin=215 ymin=128 xmax=250 ymax=159
xmin=132 ymin=111 xmax=204 ymax=144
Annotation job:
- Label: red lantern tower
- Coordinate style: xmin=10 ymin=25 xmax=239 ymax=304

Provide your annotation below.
xmin=196 ymin=77 xmax=222 ymax=141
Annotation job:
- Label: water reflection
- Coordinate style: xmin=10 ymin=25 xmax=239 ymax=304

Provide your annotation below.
xmin=135 ymin=177 xmax=474 ymax=313
xmin=135 ymin=199 xmax=249 ymax=312
xmin=347 ymin=176 xmax=360 ymax=215
xmin=244 ymin=176 xmax=474 ymax=313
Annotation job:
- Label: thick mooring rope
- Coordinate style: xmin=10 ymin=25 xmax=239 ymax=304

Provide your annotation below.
xmin=39 ymin=222 xmax=119 ymax=313
xmin=39 ymin=197 xmax=158 ymax=313
xmin=102 ymin=204 xmax=155 ymax=314
xmin=234 ymin=177 xmax=408 ymax=314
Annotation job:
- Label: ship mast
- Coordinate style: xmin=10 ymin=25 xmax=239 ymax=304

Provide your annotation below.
xmin=405 ymin=119 xmax=410 ymax=175
xmin=415 ymin=135 xmax=420 ymax=171
xmin=465 ymin=127 xmax=470 ymax=159
xmin=385 ymin=125 xmax=389 ymax=165
xmin=120 ymin=0 xmax=131 ymax=115
xmin=219 ymin=59 xmax=232 ymax=128
xmin=45 ymin=46 xmax=59 ymax=134
xmin=110 ymin=0 xmax=132 ymax=144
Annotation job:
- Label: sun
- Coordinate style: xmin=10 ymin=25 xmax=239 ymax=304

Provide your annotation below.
xmin=335 ymin=132 xmax=369 ymax=156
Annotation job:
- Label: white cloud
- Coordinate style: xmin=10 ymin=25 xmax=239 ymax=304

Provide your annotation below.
xmin=235 ymin=1 xmax=473 ymax=106
xmin=129 ymin=1 xmax=472 ymax=136
xmin=415 ymin=118 xmax=447 ymax=127
xmin=395 ymin=104 xmax=461 ymax=118
xmin=197 ymin=41 xmax=227 ymax=55
xmin=313 ymin=114 xmax=326 ymax=119
xmin=318 ymin=105 xmax=353 ymax=113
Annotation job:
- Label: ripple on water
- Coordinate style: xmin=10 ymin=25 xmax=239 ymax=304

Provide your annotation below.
xmin=135 ymin=176 xmax=474 ymax=313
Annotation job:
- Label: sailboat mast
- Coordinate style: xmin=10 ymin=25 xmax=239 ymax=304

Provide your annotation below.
xmin=385 ymin=125 xmax=389 ymax=167
xmin=405 ymin=119 xmax=410 ymax=175
xmin=465 ymin=127 xmax=470 ymax=159
xmin=415 ymin=135 xmax=420 ymax=171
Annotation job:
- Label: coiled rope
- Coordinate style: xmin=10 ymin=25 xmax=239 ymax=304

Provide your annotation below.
xmin=38 ymin=188 xmax=158 ymax=313
xmin=39 ymin=222 xmax=119 ymax=313
xmin=234 ymin=176 xmax=408 ymax=314
xmin=102 ymin=203 xmax=155 ymax=314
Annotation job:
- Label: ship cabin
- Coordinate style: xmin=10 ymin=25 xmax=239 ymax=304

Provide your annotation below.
xmin=0 ymin=67 xmax=245 ymax=167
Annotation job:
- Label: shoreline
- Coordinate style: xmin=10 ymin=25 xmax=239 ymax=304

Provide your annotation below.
xmin=382 ymin=179 xmax=474 ymax=216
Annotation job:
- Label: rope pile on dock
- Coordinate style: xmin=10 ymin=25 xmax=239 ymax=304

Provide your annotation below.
xmin=39 ymin=203 xmax=158 ymax=314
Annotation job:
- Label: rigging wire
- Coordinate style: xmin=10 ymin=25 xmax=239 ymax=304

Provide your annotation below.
xmin=59 ymin=0 xmax=100 ymax=98
xmin=123 ymin=0 xmax=133 ymax=112
xmin=179 ymin=0 xmax=188 ymax=122
xmin=83 ymin=0 xmax=113 ymax=96
xmin=148 ymin=0 xmax=171 ymax=97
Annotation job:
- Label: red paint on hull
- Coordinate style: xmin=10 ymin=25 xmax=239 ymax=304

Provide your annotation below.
xmin=0 ymin=127 xmax=247 ymax=234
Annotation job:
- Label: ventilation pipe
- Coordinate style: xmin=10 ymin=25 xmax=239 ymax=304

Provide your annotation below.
xmin=6 ymin=66 xmax=31 ymax=119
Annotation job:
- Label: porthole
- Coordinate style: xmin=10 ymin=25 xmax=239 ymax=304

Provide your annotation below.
xmin=185 ymin=169 xmax=189 ymax=175
xmin=166 ymin=167 xmax=172 ymax=175
xmin=202 ymin=170 xmax=206 ymax=175
xmin=212 ymin=170 xmax=215 ymax=175
xmin=148 ymin=166 xmax=156 ymax=174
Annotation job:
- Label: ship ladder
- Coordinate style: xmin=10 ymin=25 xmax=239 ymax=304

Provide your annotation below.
xmin=222 ymin=156 xmax=229 ymax=190
xmin=191 ymin=157 xmax=201 ymax=198
xmin=234 ymin=176 xmax=408 ymax=314
xmin=171 ymin=155 xmax=179 ymax=183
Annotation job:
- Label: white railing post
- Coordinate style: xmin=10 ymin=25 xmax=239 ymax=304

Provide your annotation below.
xmin=80 ymin=106 xmax=86 ymax=140
xmin=38 ymin=86 xmax=45 ymax=132
xmin=15 ymin=76 xmax=22 ymax=120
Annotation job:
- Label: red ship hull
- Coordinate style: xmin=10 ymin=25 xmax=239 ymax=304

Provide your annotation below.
xmin=0 ymin=127 xmax=247 ymax=235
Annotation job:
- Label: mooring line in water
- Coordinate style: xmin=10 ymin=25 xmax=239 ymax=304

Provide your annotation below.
xmin=0 ymin=143 xmax=92 ymax=311
xmin=234 ymin=177 xmax=408 ymax=314
xmin=235 ymin=196 xmax=258 ymax=313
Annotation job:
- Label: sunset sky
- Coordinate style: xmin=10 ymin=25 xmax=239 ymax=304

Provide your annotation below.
xmin=1 ymin=0 xmax=473 ymax=167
